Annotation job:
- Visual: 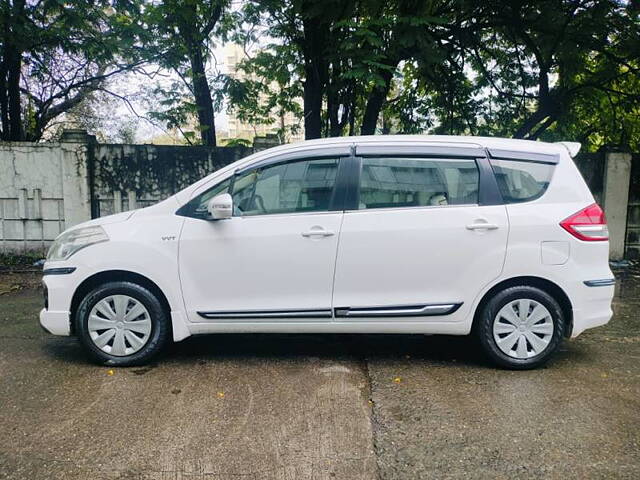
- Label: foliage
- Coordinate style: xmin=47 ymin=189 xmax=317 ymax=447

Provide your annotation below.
xmin=0 ymin=251 xmax=44 ymax=268
xmin=223 ymin=43 xmax=304 ymax=142
xmin=45 ymin=89 xmax=140 ymax=143
xmin=222 ymin=137 xmax=252 ymax=147
xmin=2 ymin=0 xmax=638 ymax=152
xmin=139 ymin=0 xmax=233 ymax=146
xmin=0 ymin=0 xmax=147 ymax=141
xmin=230 ymin=0 xmax=639 ymax=151
xmin=463 ymin=0 xmax=640 ymax=146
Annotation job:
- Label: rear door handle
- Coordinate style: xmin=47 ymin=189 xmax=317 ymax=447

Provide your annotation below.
xmin=301 ymin=228 xmax=335 ymax=238
xmin=466 ymin=223 xmax=499 ymax=231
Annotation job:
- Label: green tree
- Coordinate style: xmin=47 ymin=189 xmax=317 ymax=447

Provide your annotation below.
xmin=467 ymin=0 xmax=639 ymax=143
xmin=236 ymin=0 xmax=458 ymax=138
xmin=232 ymin=0 xmax=639 ymax=151
xmin=223 ymin=44 xmax=304 ymax=142
xmin=0 ymin=0 xmax=145 ymax=141
xmin=238 ymin=0 xmax=357 ymax=139
xmin=141 ymin=0 xmax=233 ymax=146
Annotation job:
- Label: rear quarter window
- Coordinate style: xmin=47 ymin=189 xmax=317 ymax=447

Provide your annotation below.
xmin=489 ymin=159 xmax=555 ymax=203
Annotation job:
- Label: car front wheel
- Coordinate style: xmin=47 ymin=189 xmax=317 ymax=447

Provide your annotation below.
xmin=75 ymin=281 xmax=171 ymax=366
xmin=475 ymin=285 xmax=566 ymax=369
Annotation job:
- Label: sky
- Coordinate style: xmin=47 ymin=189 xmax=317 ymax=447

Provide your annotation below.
xmin=111 ymin=43 xmax=232 ymax=143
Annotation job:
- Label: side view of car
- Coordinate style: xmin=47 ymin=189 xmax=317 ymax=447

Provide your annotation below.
xmin=40 ymin=135 xmax=614 ymax=369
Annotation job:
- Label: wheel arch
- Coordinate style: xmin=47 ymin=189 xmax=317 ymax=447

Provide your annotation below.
xmin=69 ymin=270 xmax=172 ymax=335
xmin=472 ymin=276 xmax=573 ymax=337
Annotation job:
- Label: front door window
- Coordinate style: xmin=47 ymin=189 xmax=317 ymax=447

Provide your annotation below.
xmin=232 ymin=158 xmax=339 ymax=216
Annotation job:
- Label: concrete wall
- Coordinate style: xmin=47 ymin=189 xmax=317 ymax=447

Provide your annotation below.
xmin=0 ymin=132 xmax=251 ymax=254
xmin=626 ymin=154 xmax=640 ymax=260
xmin=91 ymin=143 xmax=250 ymax=217
xmin=0 ymin=141 xmax=91 ymax=253
xmin=602 ymin=152 xmax=632 ymax=261
xmin=575 ymin=150 xmax=634 ymax=261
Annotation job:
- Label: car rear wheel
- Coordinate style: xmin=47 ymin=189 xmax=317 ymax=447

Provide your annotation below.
xmin=75 ymin=281 xmax=170 ymax=366
xmin=475 ymin=286 xmax=565 ymax=369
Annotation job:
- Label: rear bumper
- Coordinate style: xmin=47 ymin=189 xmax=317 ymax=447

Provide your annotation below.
xmin=40 ymin=308 xmax=71 ymax=336
xmin=570 ymin=282 xmax=615 ymax=338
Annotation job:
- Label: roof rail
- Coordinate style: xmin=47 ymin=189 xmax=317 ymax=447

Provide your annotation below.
xmin=556 ymin=141 xmax=581 ymax=158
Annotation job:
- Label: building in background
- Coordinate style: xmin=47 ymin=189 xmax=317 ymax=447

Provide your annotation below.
xmin=223 ymin=44 xmax=304 ymax=144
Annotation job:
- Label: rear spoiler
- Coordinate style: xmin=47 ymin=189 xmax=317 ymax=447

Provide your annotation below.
xmin=556 ymin=141 xmax=581 ymax=158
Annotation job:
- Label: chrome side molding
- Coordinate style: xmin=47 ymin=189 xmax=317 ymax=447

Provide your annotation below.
xmin=197 ymin=309 xmax=332 ymax=319
xmin=334 ymin=303 xmax=462 ymax=318
xmin=197 ymin=303 xmax=462 ymax=320
xmin=583 ymin=279 xmax=616 ymax=287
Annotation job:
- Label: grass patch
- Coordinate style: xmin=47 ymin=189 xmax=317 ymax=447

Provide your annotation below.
xmin=0 ymin=252 xmax=45 ymax=269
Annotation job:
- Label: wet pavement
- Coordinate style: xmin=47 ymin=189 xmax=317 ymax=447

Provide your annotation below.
xmin=0 ymin=270 xmax=638 ymax=479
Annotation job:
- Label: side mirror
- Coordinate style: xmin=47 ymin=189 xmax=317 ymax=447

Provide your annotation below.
xmin=207 ymin=193 xmax=233 ymax=220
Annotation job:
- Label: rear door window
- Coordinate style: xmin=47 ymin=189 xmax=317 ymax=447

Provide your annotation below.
xmin=357 ymin=157 xmax=479 ymax=209
xmin=489 ymin=159 xmax=555 ymax=203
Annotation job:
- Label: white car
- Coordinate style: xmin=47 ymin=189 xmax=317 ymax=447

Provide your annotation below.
xmin=40 ymin=135 xmax=614 ymax=369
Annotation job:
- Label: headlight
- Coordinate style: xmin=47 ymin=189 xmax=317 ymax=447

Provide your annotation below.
xmin=47 ymin=226 xmax=109 ymax=261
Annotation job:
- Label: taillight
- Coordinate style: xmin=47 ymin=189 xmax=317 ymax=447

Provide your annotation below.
xmin=560 ymin=203 xmax=608 ymax=241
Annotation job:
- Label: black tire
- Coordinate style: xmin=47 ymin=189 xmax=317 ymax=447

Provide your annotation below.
xmin=475 ymin=285 xmax=565 ymax=370
xmin=75 ymin=281 xmax=171 ymax=366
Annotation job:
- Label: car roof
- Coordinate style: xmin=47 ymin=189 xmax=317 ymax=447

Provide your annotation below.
xmin=257 ymin=134 xmax=569 ymax=157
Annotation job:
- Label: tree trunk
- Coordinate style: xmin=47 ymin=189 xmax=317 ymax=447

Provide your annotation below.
xmin=5 ymin=0 xmax=25 ymax=141
xmin=327 ymin=85 xmax=339 ymax=137
xmin=348 ymin=99 xmax=355 ymax=136
xmin=303 ymin=71 xmax=323 ymax=139
xmin=6 ymin=41 xmax=22 ymax=141
xmin=189 ymin=46 xmax=216 ymax=146
xmin=0 ymin=57 xmax=9 ymax=140
xmin=300 ymin=17 xmax=329 ymax=140
xmin=513 ymin=104 xmax=553 ymax=139
xmin=360 ymin=66 xmax=396 ymax=136
xmin=513 ymin=66 xmax=554 ymax=139
xmin=0 ymin=6 xmax=10 ymax=140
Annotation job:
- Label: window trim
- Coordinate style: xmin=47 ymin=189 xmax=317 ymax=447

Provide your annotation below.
xmin=177 ymin=144 xmax=513 ymax=219
xmin=477 ymin=153 xmax=504 ymax=205
xmin=487 ymin=148 xmax=559 ymax=165
xmin=355 ymin=144 xmax=485 ymax=158
xmin=235 ymin=146 xmax=352 ymax=175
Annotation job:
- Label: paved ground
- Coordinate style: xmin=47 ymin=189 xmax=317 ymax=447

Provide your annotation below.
xmin=0 ymin=269 xmax=638 ymax=479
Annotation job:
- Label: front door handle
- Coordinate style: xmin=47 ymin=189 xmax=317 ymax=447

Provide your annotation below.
xmin=301 ymin=228 xmax=335 ymax=238
xmin=466 ymin=222 xmax=499 ymax=231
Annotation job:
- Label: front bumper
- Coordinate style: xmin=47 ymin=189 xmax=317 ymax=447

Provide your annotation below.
xmin=40 ymin=308 xmax=71 ymax=336
xmin=39 ymin=262 xmax=81 ymax=337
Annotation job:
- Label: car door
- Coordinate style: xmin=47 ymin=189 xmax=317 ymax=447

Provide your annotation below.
xmin=178 ymin=154 xmax=346 ymax=322
xmin=332 ymin=145 xmax=508 ymax=324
